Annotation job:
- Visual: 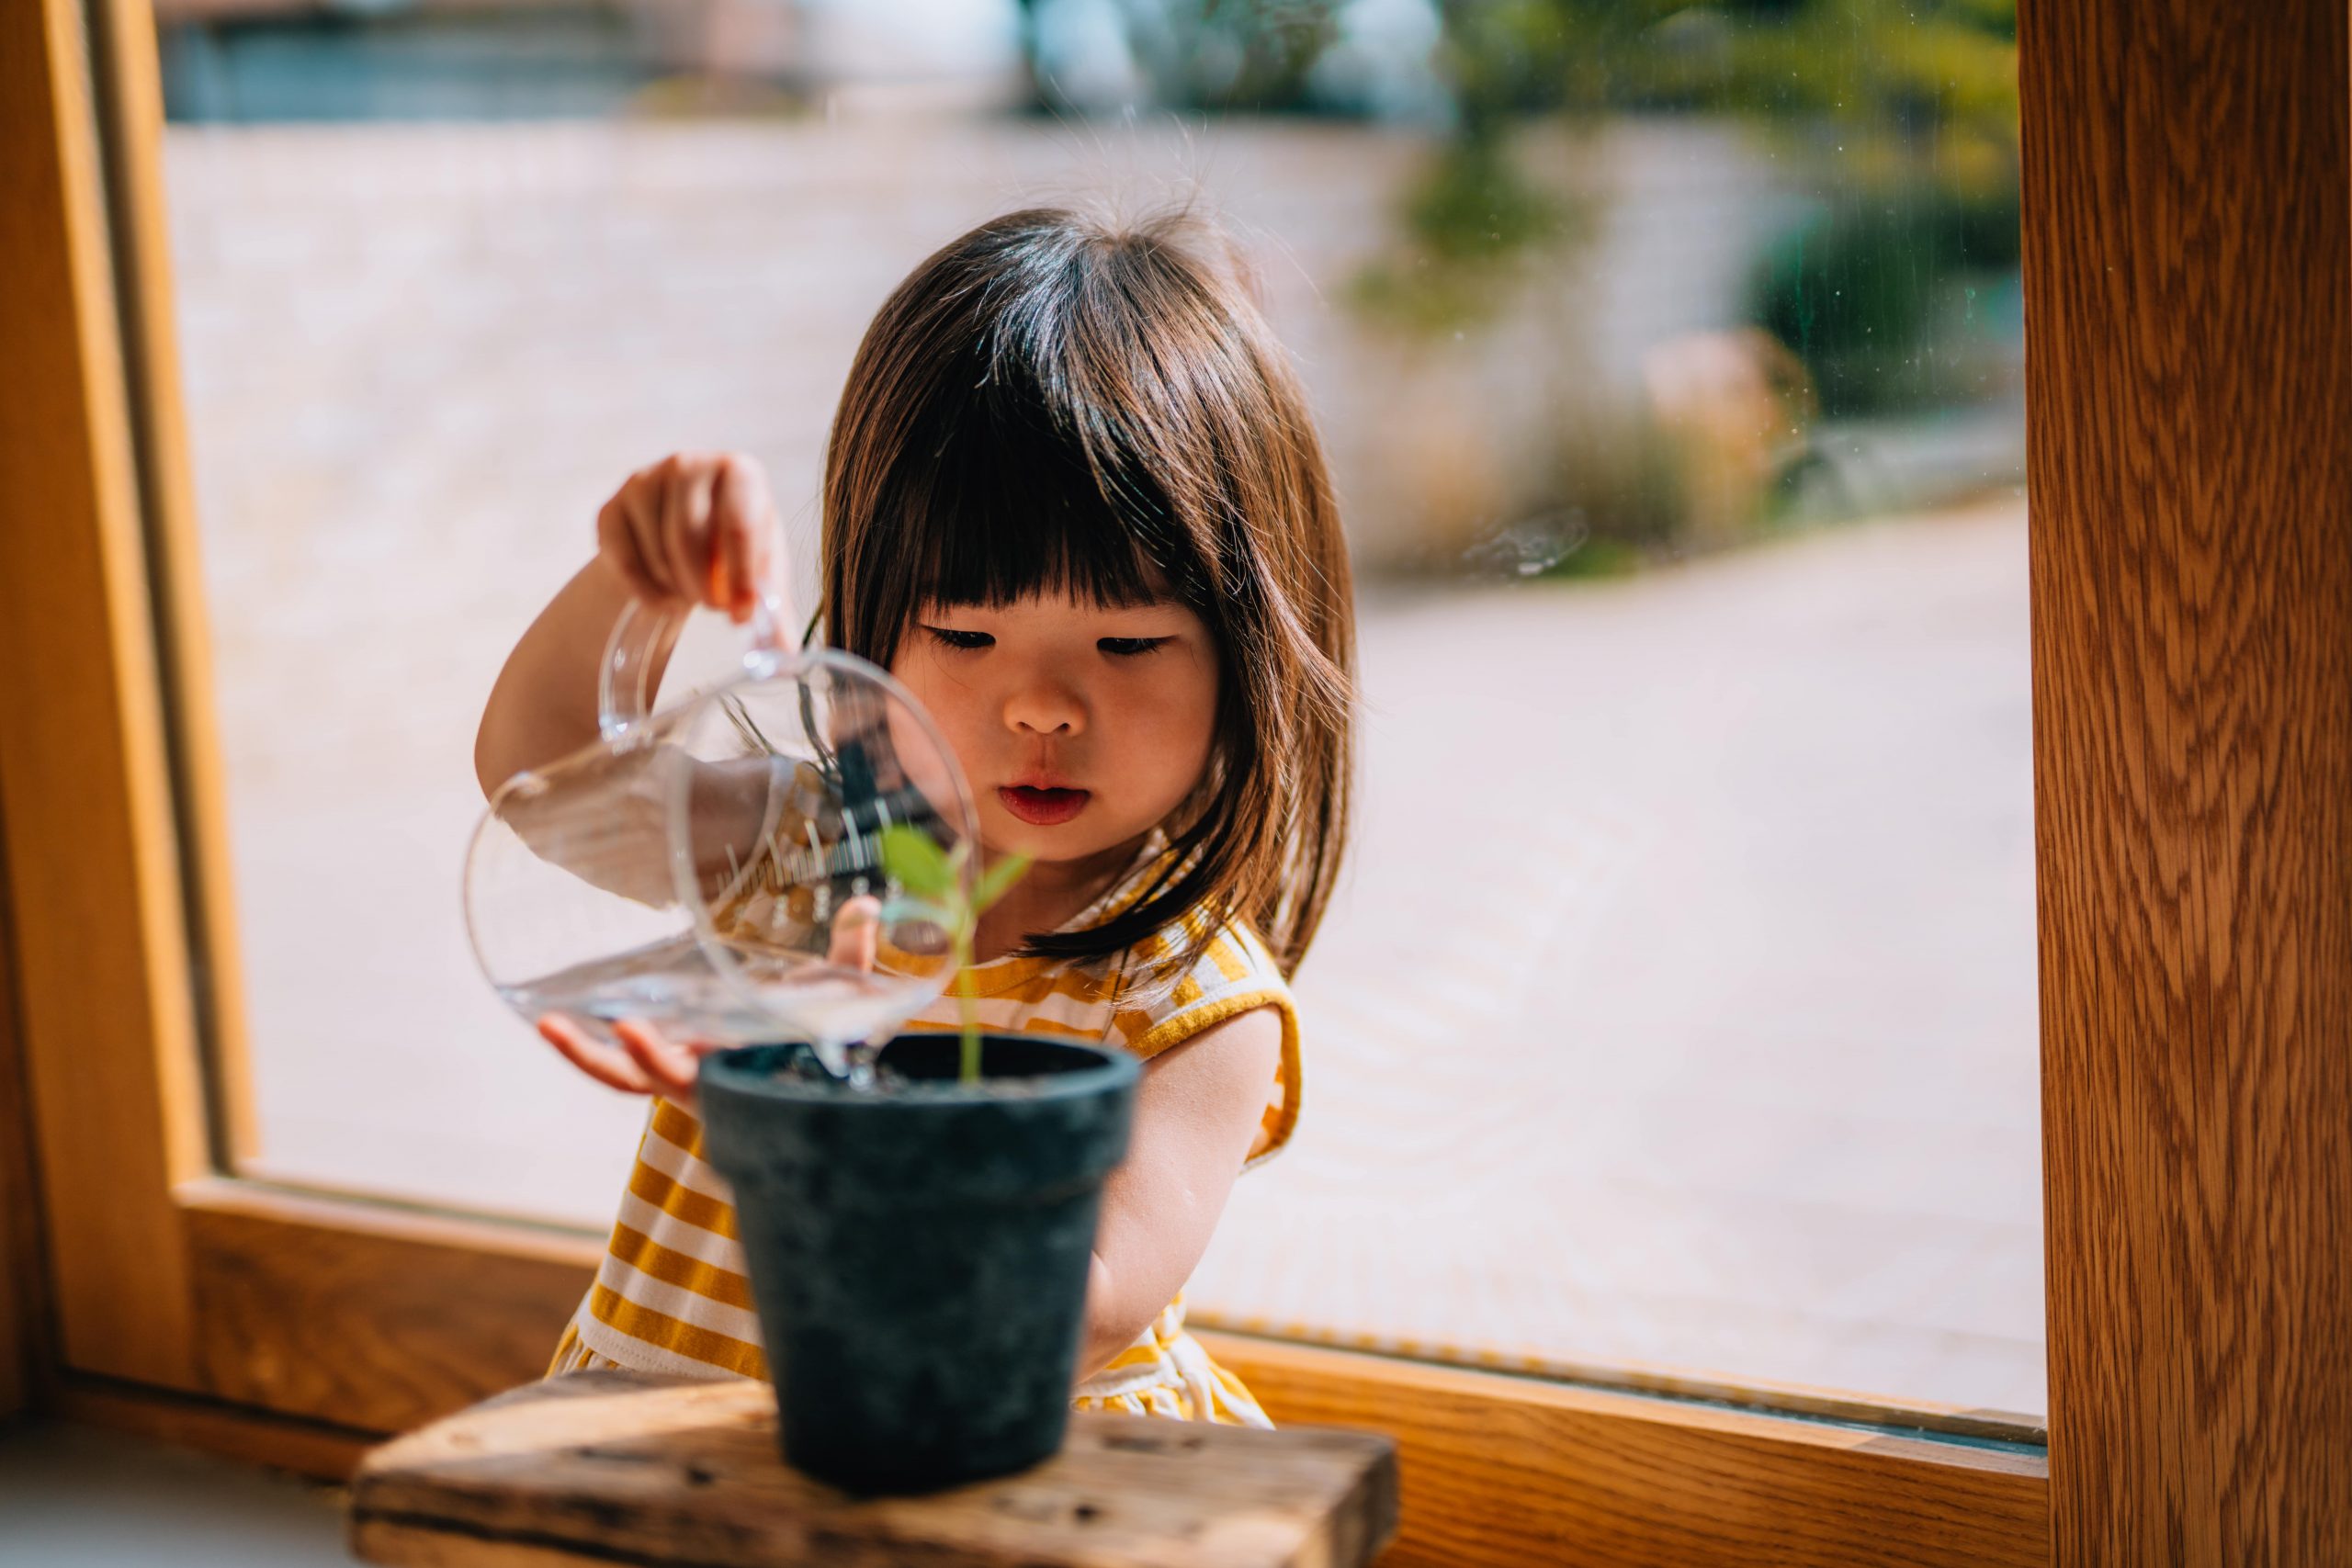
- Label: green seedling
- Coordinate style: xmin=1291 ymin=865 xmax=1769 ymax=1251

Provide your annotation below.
xmin=880 ymin=826 xmax=1029 ymax=1085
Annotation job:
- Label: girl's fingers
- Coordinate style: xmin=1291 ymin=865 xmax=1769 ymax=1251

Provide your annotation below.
xmin=714 ymin=455 xmax=784 ymax=628
xmin=709 ymin=514 xmax=737 ymax=617
xmin=597 ymin=493 xmax=666 ymax=604
xmin=614 ymin=1017 xmax=705 ymax=1103
xmin=606 ymin=453 xmax=782 ymax=626
xmin=537 ymin=1013 xmax=657 ymax=1095
xmin=828 ymin=894 xmax=881 ymax=972
xmin=659 ymin=458 xmax=718 ymax=614
xmin=711 ymin=457 xmax=757 ymax=624
xmin=617 ymin=479 xmax=674 ymax=600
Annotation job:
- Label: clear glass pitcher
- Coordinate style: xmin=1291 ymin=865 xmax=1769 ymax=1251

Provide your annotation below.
xmin=462 ymin=598 xmax=979 ymax=1068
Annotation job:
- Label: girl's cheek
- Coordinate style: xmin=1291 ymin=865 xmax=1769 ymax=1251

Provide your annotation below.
xmin=888 ymin=648 xmax=949 ymax=710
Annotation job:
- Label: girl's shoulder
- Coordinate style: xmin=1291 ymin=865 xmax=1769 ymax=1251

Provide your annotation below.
xmin=1102 ymin=910 xmax=1302 ymax=1170
xmin=1056 ymin=833 xmax=1295 ymax=1062
xmin=1103 ymin=911 xmax=1294 ymax=1064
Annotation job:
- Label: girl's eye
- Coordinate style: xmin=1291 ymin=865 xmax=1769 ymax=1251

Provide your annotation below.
xmin=1098 ymin=637 xmax=1170 ymax=658
xmin=923 ymin=626 xmax=993 ymax=651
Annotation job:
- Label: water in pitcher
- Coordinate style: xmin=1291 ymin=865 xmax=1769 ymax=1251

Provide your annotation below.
xmin=500 ymin=934 xmax=920 ymax=1079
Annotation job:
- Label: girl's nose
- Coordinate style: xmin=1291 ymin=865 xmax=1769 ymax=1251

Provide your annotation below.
xmin=1003 ymin=675 xmax=1085 ymax=737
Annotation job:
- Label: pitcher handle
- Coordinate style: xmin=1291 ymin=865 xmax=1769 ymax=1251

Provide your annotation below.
xmin=597 ymin=592 xmax=792 ymax=742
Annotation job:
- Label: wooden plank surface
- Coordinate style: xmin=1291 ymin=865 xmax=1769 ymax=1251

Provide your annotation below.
xmin=349 ymin=1370 xmax=1398 ymax=1568
xmin=1208 ymin=1332 xmax=2044 ymax=1568
xmin=2021 ymin=2 xmax=2352 ymax=1562
xmin=0 ymin=0 xmax=208 ymax=1392
xmin=182 ymin=1180 xmax=592 ymax=1432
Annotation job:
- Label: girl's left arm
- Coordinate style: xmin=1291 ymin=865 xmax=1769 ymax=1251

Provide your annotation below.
xmin=1076 ymin=1006 xmax=1284 ymax=1380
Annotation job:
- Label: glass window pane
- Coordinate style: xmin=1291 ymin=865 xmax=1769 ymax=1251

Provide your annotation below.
xmin=163 ymin=0 xmax=2034 ymax=1415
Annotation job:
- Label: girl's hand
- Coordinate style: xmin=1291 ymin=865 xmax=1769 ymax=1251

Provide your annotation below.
xmin=535 ymin=1013 xmax=705 ymax=1103
xmin=534 ymin=896 xmax=882 ymax=1107
xmin=596 ymin=451 xmax=787 ymax=629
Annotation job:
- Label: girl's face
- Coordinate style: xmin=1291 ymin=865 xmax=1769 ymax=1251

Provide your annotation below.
xmin=890 ymin=589 xmax=1219 ymax=874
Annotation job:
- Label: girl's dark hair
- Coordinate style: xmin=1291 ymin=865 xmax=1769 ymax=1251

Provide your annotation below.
xmin=821 ymin=205 xmax=1355 ymax=977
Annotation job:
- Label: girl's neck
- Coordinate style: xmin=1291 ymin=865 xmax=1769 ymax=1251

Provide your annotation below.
xmin=970 ymin=835 xmax=1148 ymax=963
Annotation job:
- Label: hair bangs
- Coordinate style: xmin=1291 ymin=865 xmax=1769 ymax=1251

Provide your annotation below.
xmin=843 ymin=328 xmax=1212 ymax=670
xmin=912 ymin=372 xmax=1189 ymax=611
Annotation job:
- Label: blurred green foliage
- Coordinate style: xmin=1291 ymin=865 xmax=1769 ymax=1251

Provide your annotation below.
xmin=1141 ymin=0 xmax=1339 ymax=110
xmin=1367 ymin=0 xmax=2019 ymax=367
xmin=1023 ymin=0 xmax=1346 ymax=113
xmin=1750 ymin=184 xmax=2020 ymax=412
xmin=1411 ymin=0 xmax=2017 ymax=165
xmin=1014 ymin=0 xmax=2023 ymax=567
xmin=1348 ymin=135 xmax=1582 ymax=333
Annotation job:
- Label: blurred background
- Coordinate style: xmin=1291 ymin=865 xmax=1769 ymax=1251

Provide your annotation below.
xmin=155 ymin=0 xmax=2037 ymax=1416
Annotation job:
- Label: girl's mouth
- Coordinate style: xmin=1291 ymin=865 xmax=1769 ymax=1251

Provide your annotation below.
xmin=998 ymin=785 xmax=1090 ymax=826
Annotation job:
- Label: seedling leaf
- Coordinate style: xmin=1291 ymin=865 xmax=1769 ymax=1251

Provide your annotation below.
xmin=973 ymin=852 xmax=1031 ymax=913
xmin=880 ymin=825 xmax=954 ymax=897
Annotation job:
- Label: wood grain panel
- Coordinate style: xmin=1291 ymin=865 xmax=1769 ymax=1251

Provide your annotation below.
xmin=0 ymin=824 xmax=45 ymax=1419
xmin=0 ymin=0 xmax=207 ymax=1390
xmin=52 ymin=1374 xmax=378 ymax=1481
xmin=2021 ymin=2 xmax=2352 ymax=1562
xmin=1202 ymin=1333 xmax=2045 ymax=1568
xmin=85 ymin=0 xmax=259 ymax=1167
xmin=184 ymin=1181 xmax=594 ymax=1434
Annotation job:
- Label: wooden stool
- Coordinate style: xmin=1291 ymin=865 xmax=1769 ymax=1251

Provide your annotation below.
xmin=347 ymin=1369 xmax=1399 ymax=1567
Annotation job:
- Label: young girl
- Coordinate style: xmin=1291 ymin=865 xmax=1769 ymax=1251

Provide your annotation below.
xmin=475 ymin=206 xmax=1355 ymax=1426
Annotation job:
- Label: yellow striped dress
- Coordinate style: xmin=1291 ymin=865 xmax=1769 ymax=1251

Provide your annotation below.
xmin=547 ymin=871 xmax=1301 ymax=1427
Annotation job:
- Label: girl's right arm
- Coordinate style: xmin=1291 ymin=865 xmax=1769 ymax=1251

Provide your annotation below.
xmin=474 ymin=451 xmax=786 ymax=795
xmin=478 ymin=451 xmax=798 ymax=1107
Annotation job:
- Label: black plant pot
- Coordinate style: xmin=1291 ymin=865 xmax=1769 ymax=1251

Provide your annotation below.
xmin=697 ymin=1032 xmax=1139 ymax=1495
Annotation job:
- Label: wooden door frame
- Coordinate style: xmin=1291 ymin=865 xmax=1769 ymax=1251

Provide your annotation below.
xmin=2020 ymin=2 xmax=2352 ymax=1561
xmin=6 ymin=0 xmax=2346 ymax=1560
xmin=0 ymin=824 xmax=49 ymax=1421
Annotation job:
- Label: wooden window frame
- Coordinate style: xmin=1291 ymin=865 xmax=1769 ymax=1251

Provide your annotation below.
xmin=6 ymin=0 xmax=2347 ymax=1561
